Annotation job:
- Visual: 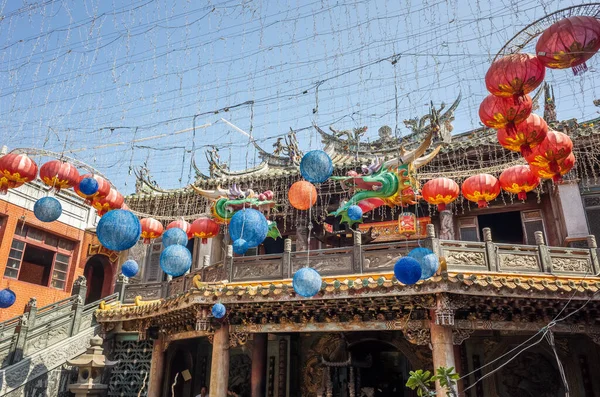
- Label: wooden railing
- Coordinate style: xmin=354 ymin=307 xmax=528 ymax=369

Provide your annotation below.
xmin=121 ymin=226 xmax=600 ymax=303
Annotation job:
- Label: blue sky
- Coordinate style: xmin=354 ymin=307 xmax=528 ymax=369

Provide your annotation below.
xmin=0 ymin=0 xmax=597 ymax=193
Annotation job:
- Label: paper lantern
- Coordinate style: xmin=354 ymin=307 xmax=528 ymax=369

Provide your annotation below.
xmin=121 ymin=260 xmax=139 ymax=278
xmin=190 ymin=218 xmax=220 ymax=244
xmin=160 ymin=244 xmax=192 ymax=277
xmin=485 ymin=53 xmax=545 ymax=102
xmin=33 ymin=197 xmax=62 ymax=222
xmin=421 ymin=177 xmax=459 ymax=211
xmin=293 ymin=267 xmax=322 ymax=298
xmin=162 ymin=228 xmax=189 ymax=248
xmin=530 ymin=152 xmax=576 ymax=183
xmin=167 ymin=219 xmax=193 ymax=239
xmin=75 ymin=174 xmax=111 ymax=204
xmin=499 ymin=165 xmax=540 ymax=200
xmin=347 ymin=205 xmax=363 ymax=221
xmin=479 ymin=94 xmax=532 ymax=134
xmin=497 ymin=113 xmax=548 ymax=157
xmin=0 ymin=153 xmax=38 ymax=194
xmin=398 ymin=212 xmax=417 ymax=236
xmin=536 ymin=16 xmax=600 ymax=74
xmin=140 ymin=217 xmax=164 ymax=244
xmin=525 ymin=130 xmax=573 ymax=170
xmin=288 ymin=181 xmax=317 ymax=210
xmin=96 ymin=209 xmax=141 ymax=251
xmin=420 ymin=254 xmax=440 ymax=280
xmin=212 ymin=303 xmax=227 ymax=319
xmin=408 ymin=247 xmax=433 ymax=263
xmin=461 ymin=174 xmax=501 ymax=208
xmin=228 ymin=208 xmax=268 ymax=248
xmin=394 ymin=257 xmax=421 ymax=285
xmin=0 ymin=289 xmax=16 ymax=309
xmin=233 ymin=238 xmax=248 ymax=255
xmin=39 ymin=160 xmax=80 ymax=192
xmin=300 ymin=150 xmax=333 ymax=183
xmin=92 ymin=187 xmax=124 ymax=216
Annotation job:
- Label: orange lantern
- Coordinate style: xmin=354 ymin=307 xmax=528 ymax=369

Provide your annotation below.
xmin=461 ymin=174 xmax=501 ymax=208
xmin=536 ymin=16 xmax=600 ymax=74
xmin=140 ymin=217 xmax=164 ymax=244
xmin=167 ymin=219 xmax=193 ymax=239
xmin=398 ymin=212 xmax=417 ymax=237
xmin=497 ymin=113 xmax=548 ymax=157
xmin=525 ymin=130 xmax=573 ymax=170
xmin=0 ymin=153 xmax=38 ymax=194
xmin=39 ymin=160 xmax=80 ymax=192
xmin=479 ymin=94 xmax=532 ymax=135
xmin=530 ymin=153 xmax=576 ymax=183
xmin=485 ymin=53 xmax=545 ymax=102
xmin=421 ymin=177 xmax=459 ymax=211
xmin=190 ymin=217 xmax=220 ymax=244
xmin=92 ymin=188 xmax=124 ymax=216
xmin=74 ymin=174 xmax=111 ymax=204
xmin=499 ymin=165 xmax=540 ymax=201
xmin=288 ymin=181 xmax=317 ymax=210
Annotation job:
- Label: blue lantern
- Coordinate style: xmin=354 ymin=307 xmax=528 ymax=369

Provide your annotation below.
xmin=96 ymin=209 xmax=141 ymax=251
xmin=0 ymin=289 xmax=16 ymax=309
xmin=300 ymin=150 xmax=333 ymax=183
xmin=394 ymin=257 xmax=422 ymax=285
xmin=233 ymin=238 xmax=248 ymax=255
xmin=408 ymin=247 xmax=433 ymax=263
xmin=229 ymin=208 xmax=268 ymax=248
xmin=121 ymin=260 xmax=139 ymax=278
xmin=347 ymin=205 xmax=363 ymax=221
xmin=420 ymin=253 xmax=440 ymax=280
xmin=162 ymin=228 xmax=188 ymax=248
xmin=33 ymin=197 xmax=62 ymax=223
xmin=293 ymin=267 xmax=322 ymax=298
xmin=160 ymin=244 xmax=192 ymax=277
xmin=79 ymin=177 xmax=99 ymax=196
xmin=212 ymin=303 xmax=226 ymax=319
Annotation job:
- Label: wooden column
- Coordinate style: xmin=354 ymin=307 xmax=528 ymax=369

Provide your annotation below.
xmin=430 ymin=294 xmax=457 ymax=397
xmin=147 ymin=338 xmax=166 ymax=397
xmin=210 ymin=325 xmax=230 ymax=396
xmin=251 ymin=333 xmax=268 ymax=397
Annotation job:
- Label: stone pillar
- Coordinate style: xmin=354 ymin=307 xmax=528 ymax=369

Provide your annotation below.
xmin=283 ymin=238 xmax=292 ymax=278
xmin=251 ymin=333 xmax=268 ymax=397
xmin=438 ymin=209 xmax=455 ymax=240
xmin=482 ymin=228 xmax=499 ymax=272
xmin=209 ymin=325 xmax=230 ymax=396
xmin=556 ymin=181 xmax=590 ymax=245
xmin=352 ymin=230 xmax=363 ymax=273
xmin=430 ymin=295 xmax=456 ymax=397
xmin=114 ymin=274 xmax=128 ymax=302
xmin=147 ymin=338 xmax=166 ymax=397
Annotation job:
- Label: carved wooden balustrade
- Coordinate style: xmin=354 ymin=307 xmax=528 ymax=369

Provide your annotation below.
xmin=121 ymin=226 xmax=600 ymax=303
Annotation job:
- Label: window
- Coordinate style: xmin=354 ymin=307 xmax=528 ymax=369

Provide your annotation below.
xmin=584 ymin=194 xmax=600 ymax=245
xmin=3 ymin=223 xmax=75 ymax=290
xmin=521 ymin=210 xmax=546 ymax=245
xmin=458 ymin=217 xmax=479 ymax=242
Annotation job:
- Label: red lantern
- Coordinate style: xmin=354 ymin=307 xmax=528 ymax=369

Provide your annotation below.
xmin=461 ymin=174 xmax=501 ymax=208
xmin=536 ymin=16 xmax=600 ymax=74
xmin=421 ymin=177 xmax=460 ymax=211
xmin=167 ymin=219 xmax=193 ymax=239
xmin=525 ymin=130 xmax=573 ymax=171
xmin=92 ymin=188 xmax=124 ymax=216
xmin=499 ymin=165 xmax=540 ymax=201
xmin=398 ymin=212 xmax=417 ymax=237
xmin=39 ymin=160 xmax=80 ymax=193
xmin=190 ymin=217 xmax=220 ymax=244
xmin=497 ymin=113 xmax=548 ymax=157
xmin=140 ymin=217 xmax=164 ymax=244
xmin=0 ymin=154 xmax=38 ymax=194
xmin=530 ymin=153 xmax=576 ymax=183
xmin=74 ymin=174 xmax=111 ymax=204
xmin=485 ymin=53 xmax=545 ymax=103
xmin=479 ymin=94 xmax=533 ymax=135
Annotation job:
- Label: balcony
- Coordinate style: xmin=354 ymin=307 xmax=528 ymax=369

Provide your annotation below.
xmin=121 ymin=225 xmax=600 ymax=303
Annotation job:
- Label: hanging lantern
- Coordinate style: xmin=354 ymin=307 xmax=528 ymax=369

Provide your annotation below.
xmin=485 ymin=53 xmax=545 ymax=102
xmin=393 ymin=257 xmax=422 ymax=285
xmin=190 ymin=217 xmax=220 ymax=244
xmin=228 ymin=209 xmax=268 ymax=248
xmin=233 ymin=238 xmax=249 ymax=255
xmin=479 ymin=94 xmax=532 ymax=135
xmin=75 ymin=174 xmax=111 ymax=204
xmin=525 ymin=130 xmax=573 ymax=170
xmin=212 ymin=303 xmax=227 ymax=319
xmin=288 ymin=181 xmax=317 ymax=210
xmin=300 ymin=150 xmax=333 ymax=183
xmin=0 ymin=153 xmax=38 ymax=194
xmin=530 ymin=153 xmax=576 ymax=183
xmin=39 ymin=160 xmax=80 ymax=192
xmin=33 ymin=197 xmax=62 ymax=222
xmin=347 ymin=205 xmax=363 ymax=221
xmin=536 ymin=16 xmax=600 ymax=74
xmin=91 ymin=187 xmax=124 ymax=216
xmin=497 ymin=113 xmax=548 ymax=157
xmin=160 ymin=244 xmax=192 ymax=277
xmin=140 ymin=217 xmax=164 ymax=244
xmin=499 ymin=165 xmax=540 ymax=201
xmin=292 ymin=267 xmax=322 ymax=298
xmin=162 ymin=228 xmax=189 ymax=248
xmin=398 ymin=212 xmax=417 ymax=237
xmin=0 ymin=288 xmax=16 ymax=309
xmin=121 ymin=260 xmax=139 ymax=278
xmin=96 ymin=209 xmax=141 ymax=251
xmin=461 ymin=174 xmax=501 ymax=208
xmin=167 ymin=219 xmax=193 ymax=239
xmin=421 ymin=177 xmax=460 ymax=211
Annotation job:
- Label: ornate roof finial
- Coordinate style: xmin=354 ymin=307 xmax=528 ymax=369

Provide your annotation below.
xmin=543 ymin=82 xmax=557 ymax=123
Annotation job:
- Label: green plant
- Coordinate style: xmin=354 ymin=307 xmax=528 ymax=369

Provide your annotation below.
xmin=406 ymin=366 xmax=459 ymax=397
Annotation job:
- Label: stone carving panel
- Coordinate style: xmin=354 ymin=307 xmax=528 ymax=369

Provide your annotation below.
xmin=498 ymin=253 xmax=540 ymax=271
xmin=551 ymin=256 xmax=591 ymax=273
xmin=363 ymin=250 xmax=405 ymax=271
xmin=443 ymin=249 xmax=486 ymax=268
xmin=233 ymin=258 xmax=282 ymax=281
xmin=293 ymin=252 xmax=353 ymax=275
